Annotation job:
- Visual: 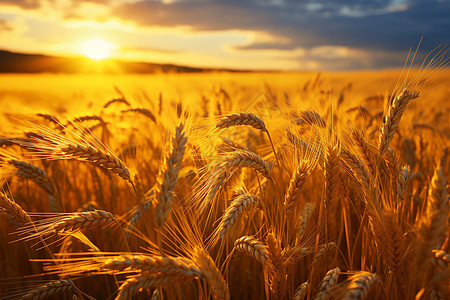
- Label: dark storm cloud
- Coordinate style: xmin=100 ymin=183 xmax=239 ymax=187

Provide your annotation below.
xmin=113 ymin=0 xmax=450 ymax=56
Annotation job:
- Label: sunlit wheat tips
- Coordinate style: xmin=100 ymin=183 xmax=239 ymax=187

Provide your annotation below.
xmin=378 ymin=88 xmax=419 ymax=154
xmin=154 ymin=123 xmax=187 ymax=228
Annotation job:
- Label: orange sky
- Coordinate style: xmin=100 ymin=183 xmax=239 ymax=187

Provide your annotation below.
xmin=0 ymin=0 xmax=448 ymax=71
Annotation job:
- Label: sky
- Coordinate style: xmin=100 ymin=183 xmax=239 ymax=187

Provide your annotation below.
xmin=0 ymin=0 xmax=448 ymax=71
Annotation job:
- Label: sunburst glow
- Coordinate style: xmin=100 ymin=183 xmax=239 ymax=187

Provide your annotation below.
xmin=82 ymin=39 xmax=114 ymax=60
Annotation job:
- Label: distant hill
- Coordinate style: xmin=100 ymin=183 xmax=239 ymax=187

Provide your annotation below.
xmin=0 ymin=50 xmax=245 ymax=73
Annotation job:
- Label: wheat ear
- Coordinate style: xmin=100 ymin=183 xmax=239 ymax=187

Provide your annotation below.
xmin=343 ymin=272 xmax=380 ymax=300
xmin=284 ymin=160 xmax=312 ymax=217
xmin=234 ymin=235 xmax=269 ymax=265
xmin=122 ymin=108 xmax=156 ymax=123
xmin=115 ymin=274 xmax=194 ymax=300
xmin=22 ymin=126 xmax=131 ymax=182
xmin=294 ymin=282 xmax=309 ymax=300
xmin=0 ymin=191 xmax=32 ymax=224
xmin=216 ymin=112 xmax=267 ymax=132
xmin=432 ymin=249 xmax=450 ymax=269
xmin=218 ymin=193 xmax=260 ymax=239
xmin=416 ymin=167 xmax=448 ymax=266
xmin=61 ymin=143 xmax=131 ymax=181
xmin=341 ymin=149 xmax=372 ymax=192
xmin=350 ymin=128 xmax=375 ymax=175
xmin=193 ymin=247 xmax=230 ymax=300
xmin=9 ymin=160 xmax=56 ymax=195
xmin=324 ymin=143 xmax=341 ymax=206
xmin=315 ymin=267 xmax=340 ymax=300
xmin=154 ymin=123 xmax=187 ymax=228
xmin=397 ymin=165 xmax=411 ymax=200
xmin=17 ymin=210 xmax=115 ymax=243
xmin=22 ymin=280 xmax=75 ymax=300
xmin=298 ymin=110 xmax=327 ymax=128
xmin=101 ymin=255 xmax=202 ymax=277
xmin=378 ymin=88 xmax=419 ymax=154
xmin=297 ymin=202 xmax=315 ymax=238
xmin=223 ymin=150 xmax=271 ymax=179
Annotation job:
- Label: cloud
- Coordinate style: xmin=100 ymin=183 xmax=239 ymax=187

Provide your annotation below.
xmin=112 ymin=0 xmax=450 ymax=54
xmin=0 ymin=0 xmax=41 ymax=9
xmin=0 ymin=20 xmax=13 ymax=32
xmin=1 ymin=0 xmax=449 ymax=70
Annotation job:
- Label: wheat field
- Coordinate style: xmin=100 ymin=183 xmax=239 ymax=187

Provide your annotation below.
xmin=0 ymin=59 xmax=449 ymax=299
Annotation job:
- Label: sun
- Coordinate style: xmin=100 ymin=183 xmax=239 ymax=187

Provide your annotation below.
xmin=82 ymin=39 xmax=114 ymax=60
